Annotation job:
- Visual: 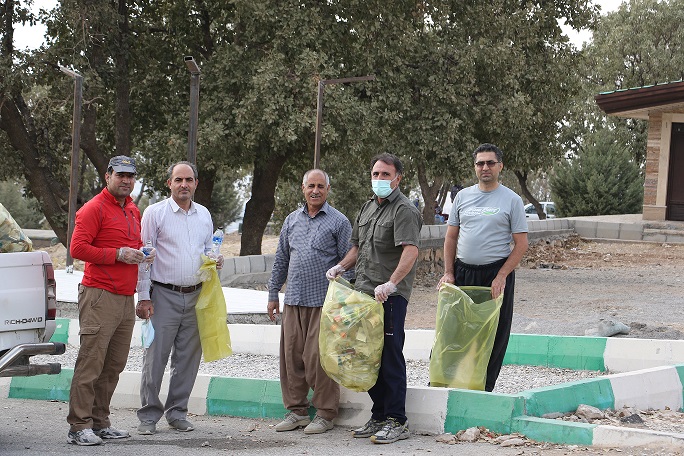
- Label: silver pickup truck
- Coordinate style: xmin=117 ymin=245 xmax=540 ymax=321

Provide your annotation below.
xmin=0 ymin=251 xmax=66 ymax=377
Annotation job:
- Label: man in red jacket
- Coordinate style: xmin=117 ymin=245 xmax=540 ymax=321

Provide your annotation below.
xmin=66 ymin=155 xmax=153 ymax=446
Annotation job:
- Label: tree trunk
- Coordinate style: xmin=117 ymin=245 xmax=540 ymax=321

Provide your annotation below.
xmin=194 ymin=166 xmax=216 ymax=224
xmin=114 ymin=0 xmax=131 ymax=156
xmin=81 ymin=102 xmax=108 ymax=178
xmin=240 ymin=151 xmax=290 ymax=256
xmin=0 ymin=98 xmax=69 ymax=244
xmin=416 ymin=162 xmax=443 ymax=225
xmin=514 ymin=170 xmax=545 ymax=219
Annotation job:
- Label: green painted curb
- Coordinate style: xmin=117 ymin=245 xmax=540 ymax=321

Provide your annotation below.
xmin=51 ymin=318 xmax=70 ymax=345
xmin=504 ymin=334 xmax=551 ymax=366
xmin=522 ymin=377 xmax=614 ymax=417
xmin=513 ymin=416 xmax=595 ymax=446
xmin=675 ymin=364 xmax=684 ymax=411
xmin=206 ymin=377 xmax=287 ymax=419
xmin=548 ymin=336 xmax=606 ymax=371
xmin=504 ymin=335 xmax=607 ymax=371
xmin=9 ymin=368 xmax=73 ymax=401
xmin=445 ymin=389 xmax=523 ymax=435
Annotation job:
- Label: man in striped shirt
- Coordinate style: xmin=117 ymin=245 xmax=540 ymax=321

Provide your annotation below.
xmin=135 ymin=161 xmax=223 ymax=435
xmin=267 ymin=169 xmax=352 ymax=435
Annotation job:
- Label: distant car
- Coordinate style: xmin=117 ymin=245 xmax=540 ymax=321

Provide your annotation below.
xmin=524 ymin=202 xmax=556 ymax=220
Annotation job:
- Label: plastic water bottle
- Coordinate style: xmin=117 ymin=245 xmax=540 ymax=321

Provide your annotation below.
xmin=211 ymin=228 xmax=224 ymax=256
xmin=141 ymin=240 xmax=153 ymax=272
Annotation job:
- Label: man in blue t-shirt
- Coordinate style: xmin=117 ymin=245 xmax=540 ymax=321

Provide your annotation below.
xmin=438 ymin=143 xmax=529 ymax=392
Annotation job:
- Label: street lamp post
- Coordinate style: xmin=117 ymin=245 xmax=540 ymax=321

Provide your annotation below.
xmin=59 ymin=65 xmax=83 ymax=274
xmin=185 ymin=56 xmax=201 ymax=165
xmin=314 ymin=75 xmax=375 ymax=169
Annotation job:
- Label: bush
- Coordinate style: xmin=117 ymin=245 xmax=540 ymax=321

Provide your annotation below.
xmin=550 ymin=129 xmax=643 ymax=217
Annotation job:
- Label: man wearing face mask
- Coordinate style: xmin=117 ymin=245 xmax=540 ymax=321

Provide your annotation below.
xmin=327 ymin=153 xmax=422 ymax=445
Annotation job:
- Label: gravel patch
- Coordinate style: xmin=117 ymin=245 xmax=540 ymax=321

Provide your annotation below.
xmin=34 ymin=345 xmax=604 ymax=394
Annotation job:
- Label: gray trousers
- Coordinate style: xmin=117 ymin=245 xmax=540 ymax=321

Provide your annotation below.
xmin=137 ymin=284 xmax=202 ymax=424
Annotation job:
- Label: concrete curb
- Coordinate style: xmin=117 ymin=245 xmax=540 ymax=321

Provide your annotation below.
xmin=11 ymin=320 xmax=684 ymax=449
xmin=51 ymin=320 xmax=684 ymax=369
xmin=9 ymin=365 xmax=684 ymax=448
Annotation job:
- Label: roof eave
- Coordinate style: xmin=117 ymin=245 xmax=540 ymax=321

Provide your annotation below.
xmin=595 ymin=81 xmax=684 ymax=119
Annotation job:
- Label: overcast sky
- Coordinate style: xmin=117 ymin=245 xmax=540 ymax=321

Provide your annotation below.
xmin=15 ymin=0 xmax=627 ymax=51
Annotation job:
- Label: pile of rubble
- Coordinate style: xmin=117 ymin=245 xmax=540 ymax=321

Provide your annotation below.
xmin=548 ymin=404 xmax=684 ymax=435
xmin=434 ymin=404 xmax=684 ymax=451
xmin=435 ymin=427 xmax=527 ymax=447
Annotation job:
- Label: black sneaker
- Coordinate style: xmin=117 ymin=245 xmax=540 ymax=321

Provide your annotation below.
xmin=370 ymin=418 xmax=410 ymax=444
xmin=351 ymin=418 xmax=386 ymax=438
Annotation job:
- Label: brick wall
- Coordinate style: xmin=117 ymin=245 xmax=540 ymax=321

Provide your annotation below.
xmin=644 ymin=114 xmax=662 ymax=206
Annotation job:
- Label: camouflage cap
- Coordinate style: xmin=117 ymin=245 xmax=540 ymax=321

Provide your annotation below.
xmin=108 ymin=155 xmax=137 ymax=174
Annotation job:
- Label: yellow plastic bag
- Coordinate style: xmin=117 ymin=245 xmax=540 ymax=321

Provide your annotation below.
xmin=429 ymin=284 xmax=503 ymax=390
xmin=319 ymin=278 xmax=384 ymax=392
xmin=195 ymin=254 xmax=232 ymax=362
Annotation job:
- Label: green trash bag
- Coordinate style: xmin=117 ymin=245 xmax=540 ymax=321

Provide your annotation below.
xmin=429 ymin=284 xmax=503 ymax=390
xmin=319 ymin=278 xmax=384 ymax=392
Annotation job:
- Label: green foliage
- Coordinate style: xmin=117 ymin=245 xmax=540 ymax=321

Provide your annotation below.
xmin=550 ymin=129 xmax=643 ymax=217
xmin=589 ymin=0 xmax=684 ymax=91
xmin=578 ymin=0 xmax=684 ymax=166
xmin=1 ymin=0 xmax=602 ymax=247
xmin=0 ymin=181 xmax=45 ymax=229
xmin=208 ymin=172 xmax=245 ymax=230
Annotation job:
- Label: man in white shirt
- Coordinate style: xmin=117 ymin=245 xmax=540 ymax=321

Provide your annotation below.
xmin=135 ymin=161 xmax=223 ymax=435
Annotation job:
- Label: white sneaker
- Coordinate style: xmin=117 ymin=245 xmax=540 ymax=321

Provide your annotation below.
xmin=274 ymin=412 xmax=311 ymax=431
xmin=67 ymin=428 xmax=103 ymax=446
xmin=94 ymin=426 xmax=130 ymax=439
xmin=303 ymin=415 xmax=334 ymax=434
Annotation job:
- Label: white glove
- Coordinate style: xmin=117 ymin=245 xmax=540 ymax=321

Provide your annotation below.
xmin=117 ymin=247 xmax=145 ymax=264
xmin=374 ymin=281 xmax=397 ymax=303
xmin=326 ymin=264 xmax=346 ymax=280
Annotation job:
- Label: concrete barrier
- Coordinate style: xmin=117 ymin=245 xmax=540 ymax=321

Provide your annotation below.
xmin=9 ymin=323 xmax=684 ymax=448
xmin=215 ymin=217 xmax=684 ymax=286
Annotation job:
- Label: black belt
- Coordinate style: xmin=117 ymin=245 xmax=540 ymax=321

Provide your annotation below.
xmin=152 ymin=280 xmax=202 ymax=294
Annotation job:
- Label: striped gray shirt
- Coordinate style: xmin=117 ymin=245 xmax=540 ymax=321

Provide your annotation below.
xmin=268 ymin=202 xmax=352 ymax=307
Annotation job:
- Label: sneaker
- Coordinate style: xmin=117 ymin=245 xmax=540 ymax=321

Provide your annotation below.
xmin=67 ymin=428 xmax=103 ymax=446
xmin=370 ymin=418 xmax=410 ymax=444
xmin=274 ymin=412 xmax=311 ymax=432
xmin=351 ymin=418 xmax=385 ymax=438
xmin=168 ymin=418 xmax=195 ymax=432
xmin=93 ymin=426 xmax=130 ymax=439
xmin=137 ymin=421 xmax=157 ymax=435
xmin=303 ymin=415 xmax=334 ymax=434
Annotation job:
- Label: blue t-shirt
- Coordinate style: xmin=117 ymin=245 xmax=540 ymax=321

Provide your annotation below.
xmin=448 ymin=184 xmax=528 ymax=265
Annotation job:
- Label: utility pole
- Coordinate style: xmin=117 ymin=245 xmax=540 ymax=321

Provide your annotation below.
xmin=59 ymin=66 xmax=83 ymax=274
xmin=314 ymin=75 xmax=375 ymax=169
xmin=185 ymin=56 xmax=201 ymax=165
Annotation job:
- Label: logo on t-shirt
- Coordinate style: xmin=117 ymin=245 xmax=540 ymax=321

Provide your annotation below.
xmin=463 ymin=207 xmax=500 ymax=216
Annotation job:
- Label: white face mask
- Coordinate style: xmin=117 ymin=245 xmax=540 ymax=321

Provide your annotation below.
xmin=372 ymin=176 xmax=398 ymax=198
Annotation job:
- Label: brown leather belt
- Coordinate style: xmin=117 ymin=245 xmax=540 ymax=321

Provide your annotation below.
xmin=152 ymin=280 xmax=202 ymax=294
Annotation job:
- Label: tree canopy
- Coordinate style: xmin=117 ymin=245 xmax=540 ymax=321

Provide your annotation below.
xmin=550 ymin=128 xmax=643 ymax=217
xmin=3 ymin=0 xmax=606 ymax=252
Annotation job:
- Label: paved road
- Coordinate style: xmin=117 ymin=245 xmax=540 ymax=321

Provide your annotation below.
xmin=0 ymin=398 xmax=612 ymax=456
